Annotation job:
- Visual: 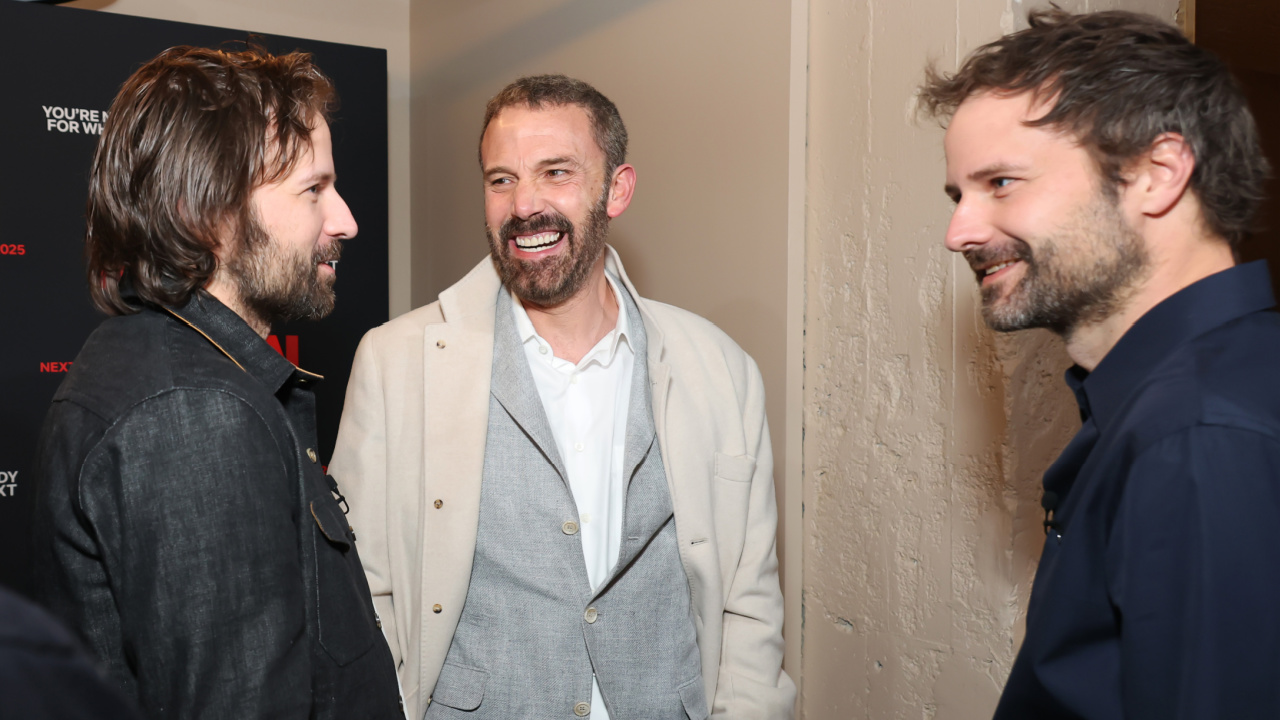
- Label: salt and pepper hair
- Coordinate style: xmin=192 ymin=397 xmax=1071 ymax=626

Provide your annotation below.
xmin=480 ymin=74 xmax=628 ymax=177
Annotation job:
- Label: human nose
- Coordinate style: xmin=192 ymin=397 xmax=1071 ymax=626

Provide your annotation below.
xmin=943 ymin=197 xmax=992 ymax=253
xmin=512 ymin=178 xmax=544 ymax=220
xmin=325 ymin=190 xmax=358 ymax=240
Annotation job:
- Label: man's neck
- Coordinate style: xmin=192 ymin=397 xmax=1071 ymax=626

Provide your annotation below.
xmin=521 ymin=259 xmax=619 ymax=365
xmin=1064 ymin=238 xmax=1235 ymax=371
xmin=204 ymin=276 xmax=271 ymax=339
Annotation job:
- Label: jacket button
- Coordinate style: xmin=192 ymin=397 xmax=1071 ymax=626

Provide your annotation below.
xmin=574 ymin=702 xmax=591 ymax=716
xmin=376 ymin=617 xmax=382 ymax=629
xmin=436 ymin=339 xmax=446 ymax=349
xmin=562 ymin=521 xmax=579 ymax=535
xmin=584 ymin=607 xmax=598 ymax=624
xmin=433 ymin=604 xmax=442 ymax=614
xmin=434 ymin=499 xmax=443 ymax=509
xmin=306 ymin=448 xmax=318 ymax=463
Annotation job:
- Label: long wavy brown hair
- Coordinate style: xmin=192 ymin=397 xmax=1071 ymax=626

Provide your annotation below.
xmin=86 ymin=44 xmax=335 ymax=315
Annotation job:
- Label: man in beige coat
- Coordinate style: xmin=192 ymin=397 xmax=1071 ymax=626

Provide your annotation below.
xmin=331 ymin=75 xmax=794 ymax=719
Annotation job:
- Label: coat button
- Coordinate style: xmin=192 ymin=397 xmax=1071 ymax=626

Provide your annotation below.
xmin=433 ymin=604 xmax=442 ymax=614
xmin=306 ymin=448 xmax=318 ymax=463
xmin=434 ymin=499 xmax=443 ymax=509
xmin=574 ymin=702 xmax=591 ymax=716
xmin=584 ymin=607 xmax=598 ymax=624
xmin=562 ymin=521 xmax=579 ymax=535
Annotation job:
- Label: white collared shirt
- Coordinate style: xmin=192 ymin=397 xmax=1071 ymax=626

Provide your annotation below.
xmin=511 ymin=275 xmax=634 ymax=720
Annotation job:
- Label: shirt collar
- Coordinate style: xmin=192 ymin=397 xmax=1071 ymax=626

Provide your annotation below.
xmin=1071 ymin=260 xmax=1274 ymax=430
xmin=156 ymin=291 xmax=321 ymax=394
xmin=510 ymin=271 xmax=632 ymax=365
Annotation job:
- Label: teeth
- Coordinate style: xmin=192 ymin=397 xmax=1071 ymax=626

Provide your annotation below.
xmin=514 ymin=231 xmax=561 ymax=249
xmin=325 ymin=260 xmax=338 ymax=269
xmin=984 ymin=261 xmax=1015 ymax=276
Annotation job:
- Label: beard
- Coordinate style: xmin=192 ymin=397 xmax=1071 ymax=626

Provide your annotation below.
xmin=225 ymin=217 xmax=343 ymax=328
xmin=486 ymin=187 xmax=611 ymax=307
xmin=966 ymin=190 xmax=1149 ymax=337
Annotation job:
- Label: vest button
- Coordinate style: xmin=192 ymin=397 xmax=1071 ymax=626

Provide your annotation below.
xmin=562 ymin=520 xmax=579 ymax=535
xmin=584 ymin=607 xmax=598 ymax=624
xmin=574 ymin=701 xmax=591 ymax=716
xmin=434 ymin=499 xmax=443 ymax=509
xmin=432 ymin=604 xmax=442 ymax=614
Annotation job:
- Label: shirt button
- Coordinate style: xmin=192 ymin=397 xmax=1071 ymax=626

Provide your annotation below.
xmin=574 ymin=442 xmax=584 ymax=452
xmin=434 ymin=499 xmax=443 ymax=509
xmin=570 ymin=375 xmax=579 ymax=385
xmin=306 ymin=448 xmax=318 ymax=463
xmin=562 ymin=520 xmax=579 ymax=535
xmin=433 ymin=604 xmax=442 ymax=614
xmin=574 ymin=702 xmax=591 ymax=717
xmin=584 ymin=607 xmax=598 ymax=624
xmin=436 ymin=339 xmax=446 ymax=349
xmin=539 ymin=345 xmax=549 ymax=355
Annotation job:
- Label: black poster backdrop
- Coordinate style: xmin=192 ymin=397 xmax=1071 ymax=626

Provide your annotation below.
xmin=0 ymin=1 xmax=389 ymax=596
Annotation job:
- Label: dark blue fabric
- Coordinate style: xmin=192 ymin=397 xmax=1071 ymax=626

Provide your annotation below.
xmin=0 ymin=585 xmax=141 ymax=719
xmin=994 ymin=261 xmax=1280 ymax=720
xmin=30 ymin=291 xmax=401 ymax=720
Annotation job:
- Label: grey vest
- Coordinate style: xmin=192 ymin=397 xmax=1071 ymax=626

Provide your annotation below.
xmin=425 ymin=284 xmax=706 ymax=719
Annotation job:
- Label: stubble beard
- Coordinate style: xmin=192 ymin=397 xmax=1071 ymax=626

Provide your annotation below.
xmin=969 ymin=190 xmax=1150 ymax=337
xmin=226 ymin=216 xmax=343 ymax=329
xmin=487 ymin=187 xmax=611 ymax=308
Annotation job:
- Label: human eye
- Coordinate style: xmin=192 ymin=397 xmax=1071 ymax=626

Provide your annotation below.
xmin=992 ymin=177 xmax=1016 ymax=191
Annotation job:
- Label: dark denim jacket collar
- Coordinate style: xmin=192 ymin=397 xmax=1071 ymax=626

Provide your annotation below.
xmin=1068 ymin=260 xmax=1274 ymax=431
xmin=155 ymin=291 xmax=321 ymax=395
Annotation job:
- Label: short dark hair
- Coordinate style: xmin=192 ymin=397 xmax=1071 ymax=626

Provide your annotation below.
xmin=86 ymin=45 xmax=336 ymax=315
xmin=919 ymin=8 xmax=1269 ymax=249
xmin=480 ymin=74 xmax=628 ymax=176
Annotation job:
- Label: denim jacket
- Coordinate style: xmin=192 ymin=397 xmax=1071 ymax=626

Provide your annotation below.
xmin=31 ymin=291 xmax=402 ymax=719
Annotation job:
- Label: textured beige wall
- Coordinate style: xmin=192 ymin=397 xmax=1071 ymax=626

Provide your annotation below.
xmin=801 ymin=0 xmax=1177 ymax=717
xmin=409 ymin=0 xmax=795 ymax=607
xmin=64 ymin=0 xmax=413 ymax=318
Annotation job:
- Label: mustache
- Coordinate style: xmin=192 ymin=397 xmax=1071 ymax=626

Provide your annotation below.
xmin=963 ymin=239 xmax=1032 ymax=273
xmin=314 ymin=241 xmax=343 ymax=264
xmin=499 ymin=212 xmax=574 ymax=240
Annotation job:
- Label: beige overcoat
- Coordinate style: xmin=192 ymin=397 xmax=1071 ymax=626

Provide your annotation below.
xmin=330 ymin=248 xmax=795 ymax=719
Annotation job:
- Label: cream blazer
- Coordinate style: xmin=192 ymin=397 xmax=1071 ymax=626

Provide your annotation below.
xmin=330 ymin=248 xmax=795 ymax=719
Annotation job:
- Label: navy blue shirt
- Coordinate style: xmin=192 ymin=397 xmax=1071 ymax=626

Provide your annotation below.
xmin=994 ymin=261 xmax=1280 ymax=720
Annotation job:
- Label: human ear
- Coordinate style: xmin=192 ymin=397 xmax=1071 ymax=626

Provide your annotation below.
xmin=1133 ymin=133 xmax=1195 ymax=218
xmin=605 ymin=164 xmax=636 ymax=219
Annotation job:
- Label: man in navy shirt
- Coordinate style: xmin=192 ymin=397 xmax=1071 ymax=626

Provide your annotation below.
xmin=921 ymin=9 xmax=1279 ymax=719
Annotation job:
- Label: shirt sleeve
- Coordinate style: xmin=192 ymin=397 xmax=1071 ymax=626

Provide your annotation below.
xmin=1108 ymin=424 xmax=1280 ymax=720
xmin=79 ymin=389 xmax=311 ymax=720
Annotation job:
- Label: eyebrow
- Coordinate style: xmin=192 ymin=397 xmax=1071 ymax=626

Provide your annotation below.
xmin=944 ymin=162 xmax=1028 ymax=201
xmin=483 ymin=156 xmax=577 ymax=179
xmin=299 ymin=169 xmax=336 ymax=186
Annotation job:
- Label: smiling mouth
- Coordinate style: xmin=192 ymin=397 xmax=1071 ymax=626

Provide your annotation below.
xmin=976 ymin=259 xmax=1022 ymax=284
xmin=324 ymin=260 xmax=339 ymax=269
xmin=512 ymin=231 xmax=563 ymax=251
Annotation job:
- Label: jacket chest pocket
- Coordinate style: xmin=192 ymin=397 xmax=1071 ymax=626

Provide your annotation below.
xmin=309 ymin=491 xmax=379 ymax=665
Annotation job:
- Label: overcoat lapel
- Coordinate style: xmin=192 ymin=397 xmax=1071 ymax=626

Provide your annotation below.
xmin=417 ymin=259 xmax=499 ymax=700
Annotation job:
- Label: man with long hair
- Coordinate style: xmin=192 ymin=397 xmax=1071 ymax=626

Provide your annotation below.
xmin=31 ymin=45 xmax=401 ymax=718
xmin=921 ymin=10 xmax=1280 ymax=718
